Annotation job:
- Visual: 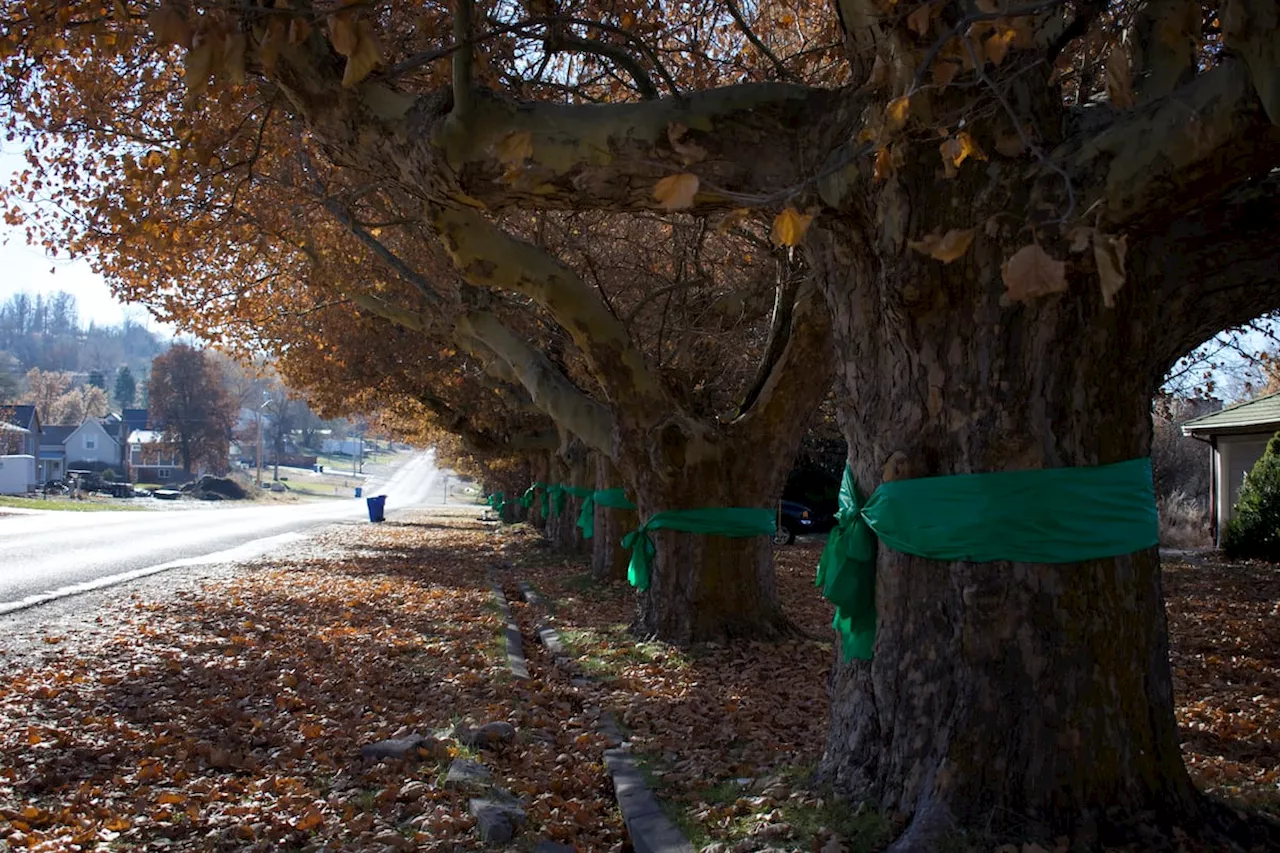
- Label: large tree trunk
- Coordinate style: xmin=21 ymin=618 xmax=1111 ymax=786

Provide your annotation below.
xmin=621 ymin=421 xmax=792 ymax=645
xmin=591 ymin=455 xmax=637 ymax=582
xmin=809 ymin=223 xmax=1199 ymax=846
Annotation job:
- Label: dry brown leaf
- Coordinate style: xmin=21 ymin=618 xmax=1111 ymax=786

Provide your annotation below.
xmin=984 ymin=28 xmax=1016 ymax=66
xmin=148 ymin=4 xmax=192 ymax=49
xmin=907 ymin=3 xmax=934 ymax=36
xmin=873 ymin=146 xmax=894 ymax=181
xmin=183 ymin=36 xmax=216 ymax=97
xmin=341 ymin=20 xmax=382 ymax=88
xmin=908 ymin=227 xmax=976 ymax=263
xmin=653 ymin=173 xmax=700 ymax=210
xmin=771 ymin=207 xmax=815 ymax=246
xmin=328 ymin=13 xmax=359 ymax=56
xmin=885 ymin=95 xmax=911 ymax=132
xmin=113 ymin=0 xmax=129 ymax=22
xmin=258 ymin=18 xmax=286 ymax=75
xmin=940 ymin=131 xmax=986 ymax=171
xmin=224 ymin=32 xmax=247 ymax=86
xmin=288 ymin=18 xmax=312 ymax=46
xmin=867 ymin=53 xmax=892 ymax=90
xmin=1002 ymin=243 xmax=1068 ymax=301
xmin=1106 ymin=44 xmax=1135 ymax=109
xmin=932 ymin=55 xmax=961 ymax=87
xmin=1066 ymin=225 xmax=1093 ymax=253
xmin=1093 ymin=231 xmax=1128 ymax=307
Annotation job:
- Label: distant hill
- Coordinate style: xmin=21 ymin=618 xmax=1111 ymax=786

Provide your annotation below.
xmin=0 ymin=290 xmax=168 ymax=397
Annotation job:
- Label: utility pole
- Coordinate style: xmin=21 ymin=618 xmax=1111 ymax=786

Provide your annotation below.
xmin=255 ymin=407 xmax=263 ymax=488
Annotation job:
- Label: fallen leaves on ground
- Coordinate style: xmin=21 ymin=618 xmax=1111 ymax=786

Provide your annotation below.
xmin=1165 ymin=557 xmax=1280 ymax=814
xmin=0 ymin=513 xmax=625 ymax=851
xmin=3 ymin=516 xmax=1277 ymax=852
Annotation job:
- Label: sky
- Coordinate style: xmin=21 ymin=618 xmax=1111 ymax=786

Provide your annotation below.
xmin=0 ymin=147 xmax=172 ymax=333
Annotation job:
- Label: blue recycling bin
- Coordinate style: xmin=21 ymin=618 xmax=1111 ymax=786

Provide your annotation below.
xmin=366 ymin=494 xmax=386 ymax=522
xmin=354 ymin=486 xmax=362 ymax=498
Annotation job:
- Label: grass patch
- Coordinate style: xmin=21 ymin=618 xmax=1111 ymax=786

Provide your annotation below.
xmin=0 ymin=496 xmax=147 ymax=512
xmin=558 ymin=625 xmax=688 ymax=679
xmin=644 ymin=757 xmax=897 ymax=852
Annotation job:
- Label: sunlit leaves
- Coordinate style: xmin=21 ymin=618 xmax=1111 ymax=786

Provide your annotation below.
xmin=771 ymin=207 xmax=814 ymax=246
xmin=1001 ymin=243 xmax=1068 ymax=301
xmin=495 ymin=130 xmax=534 ymax=166
xmin=653 ymin=173 xmax=700 ymax=210
xmin=939 ymin=131 xmax=986 ymax=177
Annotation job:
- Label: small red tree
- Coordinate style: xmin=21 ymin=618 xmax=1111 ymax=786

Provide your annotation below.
xmin=148 ymin=344 xmax=236 ymax=477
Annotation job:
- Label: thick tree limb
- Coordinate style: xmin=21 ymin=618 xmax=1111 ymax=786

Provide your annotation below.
xmin=431 ymin=205 xmax=668 ymax=416
xmin=451 ymin=0 xmax=474 ymax=122
xmin=455 ymin=309 xmax=615 ymax=453
xmin=1052 ymin=57 xmax=1280 ymax=230
xmin=738 ymin=258 xmax=801 ymax=414
xmin=733 ymin=278 xmax=834 ymax=462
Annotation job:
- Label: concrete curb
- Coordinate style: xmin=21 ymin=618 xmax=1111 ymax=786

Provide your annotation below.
xmin=519 ymin=579 xmax=694 ymax=853
xmin=604 ymin=749 xmax=695 ymax=853
xmin=488 ymin=578 xmax=529 ymax=680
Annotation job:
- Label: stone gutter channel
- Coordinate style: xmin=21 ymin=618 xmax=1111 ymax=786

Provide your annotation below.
xmin=513 ymin=579 xmax=695 ymax=853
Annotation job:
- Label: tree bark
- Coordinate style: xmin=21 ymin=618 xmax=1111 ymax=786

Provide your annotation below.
xmin=809 ymin=221 xmax=1198 ymax=846
xmin=591 ymin=455 xmax=637 ymax=582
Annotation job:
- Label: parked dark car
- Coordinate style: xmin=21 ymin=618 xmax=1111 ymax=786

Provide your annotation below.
xmin=774 ymin=500 xmax=831 ymax=545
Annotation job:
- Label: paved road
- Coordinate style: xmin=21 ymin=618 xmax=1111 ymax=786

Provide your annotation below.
xmin=0 ymin=449 xmax=445 ymax=613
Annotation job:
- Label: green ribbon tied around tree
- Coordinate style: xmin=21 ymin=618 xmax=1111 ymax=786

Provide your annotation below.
xmin=519 ymin=482 xmax=551 ymax=517
xmin=622 ymin=508 xmax=777 ymax=591
xmin=816 ymin=457 xmax=1160 ymax=662
xmin=485 ymin=491 xmax=506 ymax=516
xmin=576 ymin=488 xmax=637 ymax=539
xmin=545 ymin=484 xmax=567 ymax=517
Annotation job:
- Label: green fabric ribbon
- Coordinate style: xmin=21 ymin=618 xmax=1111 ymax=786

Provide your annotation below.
xmin=520 ymin=482 xmax=551 ymax=516
xmin=576 ymin=488 xmax=637 ymax=539
xmin=546 ymin=483 xmax=567 ymax=516
xmin=485 ymin=491 xmax=506 ymax=516
xmin=622 ymin=508 xmax=777 ymax=591
xmin=817 ymin=457 xmax=1160 ymax=662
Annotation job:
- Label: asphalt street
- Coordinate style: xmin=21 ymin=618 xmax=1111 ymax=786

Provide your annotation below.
xmin=0 ymin=449 xmax=444 ymax=613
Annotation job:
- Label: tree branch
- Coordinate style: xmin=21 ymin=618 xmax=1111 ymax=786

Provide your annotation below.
xmin=723 ymin=0 xmax=797 ymax=82
xmin=546 ymin=30 xmax=659 ymax=99
xmin=1053 ymin=57 xmax=1280 ymax=230
xmin=733 ymin=277 xmax=834 ymax=468
xmin=451 ymin=0 xmax=474 ymax=122
xmin=738 ymin=256 xmax=801 ymax=414
xmin=455 ymin=310 xmax=615 ymax=454
xmin=431 ymin=205 xmax=669 ymax=417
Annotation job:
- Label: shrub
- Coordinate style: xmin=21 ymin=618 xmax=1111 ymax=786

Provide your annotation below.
xmin=1158 ymin=491 xmax=1210 ymax=548
xmin=101 ymin=468 xmax=117 ymax=482
xmin=1223 ymin=431 xmax=1280 ymax=560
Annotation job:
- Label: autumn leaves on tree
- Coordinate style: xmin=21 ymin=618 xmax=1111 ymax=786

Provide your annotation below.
xmin=4 ymin=0 xmax=1280 ymax=848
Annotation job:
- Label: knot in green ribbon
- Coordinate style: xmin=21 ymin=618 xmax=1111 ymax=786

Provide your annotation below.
xmin=520 ymin=482 xmax=551 ymax=516
xmin=485 ymin=491 xmax=506 ymax=516
xmin=576 ymin=488 xmax=637 ymax=539
xmin=622 ymin=508 xmax=777 ymax=591
xmin=816 ymin=458 xmax=1159 ymax=662
xmin=545 ymin=484 xmax=567 ymax=516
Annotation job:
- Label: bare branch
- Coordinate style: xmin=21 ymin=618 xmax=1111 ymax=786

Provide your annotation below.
xmin=451 ymin=0 xmax=474 ymax=121
xmin=723 ymin=0 xmax=797 ymax=82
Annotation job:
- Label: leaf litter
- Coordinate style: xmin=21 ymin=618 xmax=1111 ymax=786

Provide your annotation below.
xmin=1 ymin=516 xmax=1276 ymax=852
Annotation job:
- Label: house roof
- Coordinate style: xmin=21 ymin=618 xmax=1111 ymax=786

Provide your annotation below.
xmin=122 ymin=409 xmax=150 ymax=431
xmin=40 ymin=425 xmax=76 ymax=444
xmin=128 ymin=429 xmax=168 ymax=444
xmin=1182 ymin=390 xmax=1280 ymax=437
xmin=1 ymin=422 xmax=27 ymax=433
xmin=2 ymin=404 xmax=37 ymax=430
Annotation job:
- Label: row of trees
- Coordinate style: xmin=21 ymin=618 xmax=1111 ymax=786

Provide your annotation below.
xmin=5 ymin=1 xmax=1280 ymax=848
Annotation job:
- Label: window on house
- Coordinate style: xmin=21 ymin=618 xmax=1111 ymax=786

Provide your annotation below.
xmin=157 ymin=469 xmax=170 ymax=480
xmin=85 ymin=435 xmax=97 ymax=450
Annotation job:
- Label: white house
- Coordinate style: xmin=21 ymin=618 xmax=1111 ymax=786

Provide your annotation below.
xmin=127 ymin=429 xmax=183 ymax=482
xmin=1182 ymin=390 xmax=1280 ymax=546
xmin=63 ymin=418 xmax=124 ymax=471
